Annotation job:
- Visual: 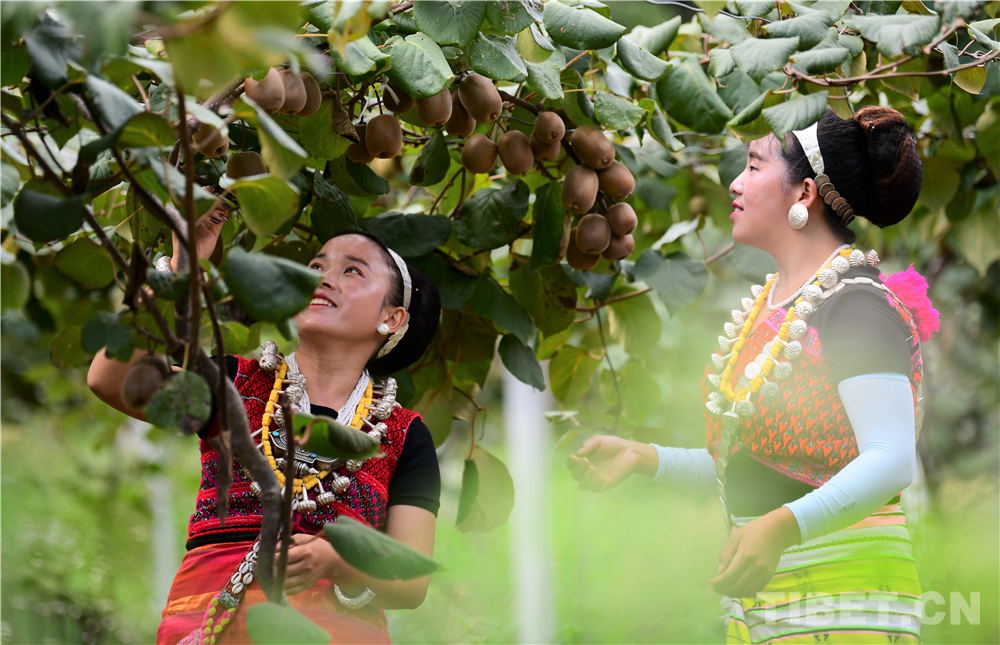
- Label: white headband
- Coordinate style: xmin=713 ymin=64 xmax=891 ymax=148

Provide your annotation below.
xmin=791 ymin=122 xmax=856 ymax=225
xmin=376 ymin=248 xmax=411 ymax=359
xmin=792 ymin=122 xmax=824 ymax=175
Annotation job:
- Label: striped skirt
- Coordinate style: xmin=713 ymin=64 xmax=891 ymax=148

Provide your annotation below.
xmin=724 ymin=504 xmax=923 ymax=644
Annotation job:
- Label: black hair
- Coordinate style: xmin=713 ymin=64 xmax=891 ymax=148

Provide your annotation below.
xmin=779 ymin=107 xmax=923 ymax=244
xmin=329 ymin=230 xmax=441 ymax=378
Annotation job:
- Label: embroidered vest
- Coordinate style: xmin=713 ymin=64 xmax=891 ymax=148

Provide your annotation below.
xmin=187 ymin=356 xmax=417 ymax=548
xmin=704 ymin=284 xmax=923 ymax=487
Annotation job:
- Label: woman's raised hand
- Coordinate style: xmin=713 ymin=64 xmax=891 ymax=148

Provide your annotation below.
xmin=168 ymin=201 xmax=230 ymax=272
xmin=566 ymin=435 xmax=659 ymax=492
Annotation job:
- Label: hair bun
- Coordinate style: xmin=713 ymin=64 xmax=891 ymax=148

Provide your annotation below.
xmin=853 ymin=106 xmax=922 ymax=227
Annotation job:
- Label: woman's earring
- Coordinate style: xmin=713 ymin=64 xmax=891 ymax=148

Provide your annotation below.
xmin=377 ymin=322 xmax=391 ymax=335
xmin=787 ymin=203 xmax=809 ymax=229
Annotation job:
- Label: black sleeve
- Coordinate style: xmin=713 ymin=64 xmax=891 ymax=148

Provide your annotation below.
xmin=386 ymin=419 xmax=441 ymax=516
xmin=194 ymin=355 xmax=241 ymax=439
xmin=811 ymin=275 xmax=912 ymax=385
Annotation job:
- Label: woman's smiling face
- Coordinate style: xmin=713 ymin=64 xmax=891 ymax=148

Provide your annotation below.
xmin=728 ymin=135 xmax=795 ymax=250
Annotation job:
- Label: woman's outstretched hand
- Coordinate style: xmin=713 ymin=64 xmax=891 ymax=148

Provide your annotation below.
xmin=709 ymin=507 xmax=801 ymax=598
xmin=168 ymin=201 xmax=230 ymax=272
xmin=566 ymin=435 xmax=658 ymax=492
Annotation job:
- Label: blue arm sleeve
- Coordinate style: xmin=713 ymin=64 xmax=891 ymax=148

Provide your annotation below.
xmin=782 ymin=373 xmax=916 ymax=544
xmin=649 ymin=444 xmax=717 ymax=496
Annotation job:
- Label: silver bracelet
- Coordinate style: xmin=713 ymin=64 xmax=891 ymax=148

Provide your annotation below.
xmin=154 ymin=256 xmax=172 ymax=273
xmin=334 ymin=584 xmax=375 ymax=609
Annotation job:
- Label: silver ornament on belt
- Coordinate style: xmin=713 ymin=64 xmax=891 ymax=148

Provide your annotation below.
xmin=708 ymin=391 xmax=723 ymax=405
xmin=346 ymin=459 xmax=362 ymax=473
xmin=744 ymin=362 xmax=761 ymax=380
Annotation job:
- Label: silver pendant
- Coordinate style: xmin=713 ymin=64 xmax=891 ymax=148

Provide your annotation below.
xmin=744 ymin=361 xmax=761 ymax=380
xmin=708 ymin=391 xmax=723 ymax=405
xmin=734 ymin=399 xmax=754 ymax=417
xmin=750 ymin=284 xmax=764 ymax=298
xmin=759 ymin=381 xmax=780 ymax=400
xmin=831 ymin=255 xmax=850 ymax=275
xmin=298 ymin=499 xmax=318 ymax=514
xmin=788 ymin=319 xmax=808 ymax=340
xmin=765 ymin=273 xmax=775 ymax=282
xmin=346 ymin=459 xmax=362 ymax=473
xmin=717 ymin=335 xmax=731 ymax=353
xmin=865 ymin=249 xmax=880 ymax=266
xmin=741 ymin=297 xmax=754 ymax=312
xmin=793 ymin=301 xmax=814 ymax=320
xmin=731 ymin=310 xmax=745 ymax=326
xmin=706 ymin=400 xmax=722 ymax=416
xmin=724 ymin=322 xmax=738 ymax=340
xmin=317 ymin=491 xmax=336 ymax=507
xmin=783 ymin=340 xmax=803 ymax=360
xmin=849 ymin=249 xmax=866 ymax=267
xmin=259 ymin=341 xmax=283 ymax=373
xmin=773 ymin=362 xmax=793 ymax=380
xmin=721 ymin=411 xmax=740 ymax=430
xmin=708 ymin=373 xmax=721 ymax=388
xmin=818 ymin=267 xmax=839 ymax=289
xmin=332 ymin=475 xmax=352 ymax=493
xmin=801 ymin=284 xmax=823 ymax=305
xmin=711 ymin=353 xmax=726 ymax=371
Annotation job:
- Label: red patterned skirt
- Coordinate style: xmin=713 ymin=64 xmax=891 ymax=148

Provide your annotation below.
xmin=156 ymin=542 xmax=390 ymax=645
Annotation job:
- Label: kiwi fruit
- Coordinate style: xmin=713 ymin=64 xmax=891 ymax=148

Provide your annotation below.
xmin=121 ymin=355 xmax=172 ymax=411
xmin=295 ymin=72 xmax=322 ymax=117
xmin=383 ymin=81 xmax=414 ymax=113
xmin=415 ymin=89 xmax=453 ymax=127
xmin=530 ymin=132 xmax=562 ymax=162
xmin=244 ymin=67 xmax=285 ymax=113
xmin=445 ymin=91 xmax=476 ymax=138
xmin=602 ymin=233 xmax=635 ymax=262
xmin=497 ymin=130 xmax=534 ymax=175
xmin=458 ymin=73 xmax=502 ymax=123
xmin=576 ymin=213 xmax=612 ymax=254
xmin=570 ymin=125 xmax=615 ymax=170
xmin=226 ymin=151 xmax=267 ymax=179
xmin=347 ymin=123 xmax=375 ymax=164
xmin=278 ymin=69 xmax=307 ymax=114
xmin=365 ymin=114 xmax=402 ymax=159
xmin=461 ymin=133 xmax=498 ymax=174
xmin=606 ymin=202 xmax=638 ymax=236
xmin=193 ymin=122 xmax=229 ymax=158
xmin=561 ymin=165 xmax=599 ymax=214
xmin=566 ymin=227 xmax=601 ymax=271
xmin=688 ymin=195 xmax=709 ymax=217
xmin=533 ymin=111 xmax=565 ymax=144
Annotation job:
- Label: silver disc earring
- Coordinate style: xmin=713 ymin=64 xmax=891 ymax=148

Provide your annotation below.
xmin=787 ymin=203 xmax=809 ymax=229
xmin=377 ymin=323 xmax=391 ymax=335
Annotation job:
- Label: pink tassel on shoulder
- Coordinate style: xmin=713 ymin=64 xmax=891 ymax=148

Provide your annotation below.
xmin=879 ymin=264 xmax=940 ymax=342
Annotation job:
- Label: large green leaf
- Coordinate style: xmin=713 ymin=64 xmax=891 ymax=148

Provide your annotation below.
xmin=470 ymin=276 xmax=535 ymax=344
xmin=709 ymin=48 xmax=736 ymax=79
xmin=509 ymin=262 xmax=577 ymax=337
xmin=647 ymin=104 xmax=684 ymax=152
xmin=616 ymin=37 xmax=670 ymax=82
xmin=1 ymin=45 xmax=31 ymax=87
xmin=762 ymin=11 xmax=834 ymax=49
xmin=116 ymin=112 xmax=176 ymax=149
xmin=726 ymin=88 xmax=778 ymax=140
xmin=22 ymin=15 xmax=81 ymax=88
xmin=455 ymin=446 xmax=515 ymax=533
xmin=469 ymin=33 xmax=528 ymax=81
xmin=232 ymin=176 xmax=300 ymax=237
xmin=549 ymin=344 xmax=600 ymax=404
xmin=0 ymin=260 xmax=30 ymax=312
xmin=331 ymin=34 xmax=390 ymax=77
xmin=408 ymin=129 xmax=450 ymax=186
xmin=615 ymin=360 xmax=662 ymax=423
xmin=246 ymin=97 xmax=309 ymax=180
xmin=517 ymin=23 xmax=557 ymax=63
xmin=454 ymin=180 xmax=530 ymax=249
xmin=627 ymin=16 xmax=681 ymax=55
xmin=245 ymin=604 xmax=329 ymax=645
xmin=633 ymin=249 xmax=708 ymax=316
xmin=543 ymin=0 xmax=626 ymax=50
xmin=918 ymin=156 xmax=960 ymax=213
xmin=361 ymin=212 xmax=452 ymax=257
xmin=346 ymin=160 xmax=390 ymax=195
xmin=699 ymin=13 xmax=750 ymax=44
xmin=86 ymin=75 xmax=143 ymax=130
xmin=655 ymin=53 xmax=732 ymax=134
xmin=529 ymin=181 xmax=570 ymax=272
xmin=81 ymin=311 xmax=134 ymax=361
xmin=486 ymin=0 xmax=543 ymax=34
xmin=324 ymin=516 xmax=442 ymax=579
xmin=594 ymin=90 xmax=644 ymax=131
xmin=50 ymin=325 xmax=88 ymax=368
xmin=498 ymin=334 xmax=546 ymax=390
xmin=54 ymin=239 xmax=115 ymax=290
xmin=407 ymin=253 xmax=479 ymax=310
xmin=731 ymin=36 xmax=800 ymax=83
xmin=790 ymin=46 xmax=851 ymax=74
xmin=13 ymin=190 xmax=84 ymax=243
xmin=144 ymin=371 xmax=212 ymax=433
xmin=295 ymin=414 xmax=382 ymax=460
xmin=847 ymin=14 xmax=941 ymax=57
xmin=384 ymin=33 xmax=456 ymax=99
xmin=412 ymin=387 xmax=455 ymax=446
xmin=414 ymin=1 xmax=486 ymax=48
xmin=735 ymin=0 xmax=777 ymax=17
xmin=222 ymin=247 xmax=322 ymax=322
xmin=0 ymin=162 xmax=19 ymax=208
xmin=298 ymin=99 xmax=355 ymax=161
xmin=607 ymin=289 xmax=661 ymax=359
xmin=526 ymin=58 xmax=564 ymax=100
xmin=311 ymin=172 xmax=358 ymax=242
xmin=761 ymin=90 xmax=828 ymax=140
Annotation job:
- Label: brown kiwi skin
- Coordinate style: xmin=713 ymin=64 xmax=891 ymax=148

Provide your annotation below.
xmin=193 ymin=123 xmax=229 ymax=158
xmin=365 ymin=114 xmax=402 ymax=159
xmin=458 ymin=73 xmax=503 ymax=123
xmin=295 ymin=72 xmax=322 ymax=117
xmin=566 ymin=227 xmax=601 ymax=271
xmin=461 ymin=133 xmax=498 ymax=174
xmin=347 ymin=123 xmax=375 ymax=164
xmin=530 ymin=132 xmax=562 ymax=162
xmin=226 ymin=151 xmax=267 ymax=179
xmin=598 ymin=161 xmax=635 ymax=201
xmin=688 ymin=195 xmax=709 ymax=218
xmin=570 ymin=125 xmax=615 ymax=169
xmin=576 ymin=213 xmax=612 ymax=254
xmin=445 ymin=91 xmax=476 ymax=138
xmin=383 ymin=81 xmax=414 ymax=113
xmin=561 ymin=165 xmax=599 ymax=214
xmin=415 ymin=89 xmax=453 ymax=127
xmin=533 ymin=111 xmax=566 ymax=144
xmin=602 ymin=233 xmax=635 ymax=262
xmin=278 ymin=69 xmax=307 ymax=114
xmin=120 ymin=355 xmax=172 ymax=411
xmin=497 ymin=130 xmax=534 ymax=175
xmin=244 ymin=67 xmax=285 ymax=113
xmin=606 ymin=202 xmax=638 ymax=236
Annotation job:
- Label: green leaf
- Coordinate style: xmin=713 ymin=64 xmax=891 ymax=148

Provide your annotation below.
xmin=296 ymin=414 xmax=382 ymax=460
xmin=655 ymin=53 xmax=732 ymax=134
xmin=469 ymin=33 xmax=528 ymax=81
xmin=222 ymin=247 xmax=322 ymax=322
xmin=699 ymin=13 xmax=750 ymax=44
xmin=726 ymin=88 xmax=775 ymax=139
xmin=246 ymin=97 xmax=309 ymax=180
xmin=116 ymin=112 xmax=176 ymax=149
xmin=332 ymin=34 xmax=390 ymax=76
xmin=22 ymin=15 xmax=81 ymax=88
xmin=616 ymin=37 xmax=671 ymax=82
xmin=1 ymin=45 xmax=31 ymax=87
xmin=325 ymin=516 xmax=443 ymax=578
xmin=498 ymin=334 xmax=546 ymax=390
xmin=413 ymin=1 xmax=486 ymax=48
xmin=147 ymin=269 xmax=191 ymax=301
xmin=615 ymin=360 xmax=662 ymax=423
xmin=0 ymin=260 xmax=30 ymax=312
xmin=918 ymin=156 xmax=960 ymax=212
xmin=718 ymin=145 xmax=749 ymax=190
xmin=543 ymin=0 xmax=626 ymax=50
xmin=762 ymin=11 xmax=834 ymax=49
xmin=13 ymin=190 xmax=84 ymax=243
xmin=790 ymin=46 xmax=851 ymax=74
xmin=0 ymin=162 xmax=19 ymax=208
xmin=731 ymin=36 xmax=800 ymax=83
xmin=529 ymin=181 xmax=570 ymax=272
xmin=517 ymin=23 xmax=556 ymax=63
xmin=607 ymin=289 xmax=661 ymax=359
xmin=509 ymin=262 xmax=577 ymax=336
xmin=408 ymin=253 xmax=479 ymax=311
xmin=298 ymin=99 xmax=354 ymax=161
xmin=470 ymin=276 xmax=535 ymax=344
xmin=412 ymin=387 xmax=454 ymax=446
xmin=627 ymin=16 xmax=681 ymax=55
xmin=526 ymin=59 xmax=565 ymax=100
xmin=633 ymin=249 xmax=708 ymax=316
xmin=455 ymin=180 xmax=531 ymax=249
xmin=846 ymin=14 xmax=941 ymax=57
xmin=54 ymin=239 xmax=114 ymax=290
xmin=346 ymin=159 xmax=390 ymax=195
xmin=647 ymin=105 xmax=684 ymax=152
xmin=385 ymin=32 xmax=456 ymax=99
xmin=409 ymin=129 xmax=450 ymax=186
xmin=144 ymin=371 xmax=212 ymax=432
xmin=50 ymin=325 xmax=88 ymax=368
xmin=549 ymin=345 xmax=601 ymax=404
xmin=486 ymin=0 xmax=543 ymax=34
xmin=455 ymin=446 xmax=515 ymax=533
xmin=761 ymin=90 xmax=828 ymax=141
xmin=231 ymin=176 xmax=300 ymax=237
xmin=245 ymin=603 xmax=329 ymax=645
xmin=86 ymin=75 xmax=143 ymax=130
xmin=362 ymin=212 xmax=452 ymax=257
xmin=311 ymin=171 xmax=357 ymax=241
xmin=456 ymin=456 xmax=479 ymax=525
xmin=709 ymin=48 xmax=736 ymax=79
xmin=594 ymin=90 xmax=644 ymax=131
xmin=735 ymin=0 xmax=776 ymax=17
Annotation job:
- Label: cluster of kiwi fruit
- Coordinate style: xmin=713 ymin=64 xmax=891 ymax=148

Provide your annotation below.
xmin=560 ymin=126 xmax=638 ymax=270
xmin=121 ymin=354 xmax=173 ymax=411
xmin=346 ymin=80 xmax=414 ymax=163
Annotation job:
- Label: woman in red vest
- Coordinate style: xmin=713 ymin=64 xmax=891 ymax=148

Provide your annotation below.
xmin=568 ymin=106 xmax=938 ymax=643
xmin=89 ymin=228 xmax=442 ymax=644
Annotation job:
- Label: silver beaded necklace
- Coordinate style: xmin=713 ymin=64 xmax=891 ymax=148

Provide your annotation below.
xmin=767 ymin=244 xmax=851 ymax=311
